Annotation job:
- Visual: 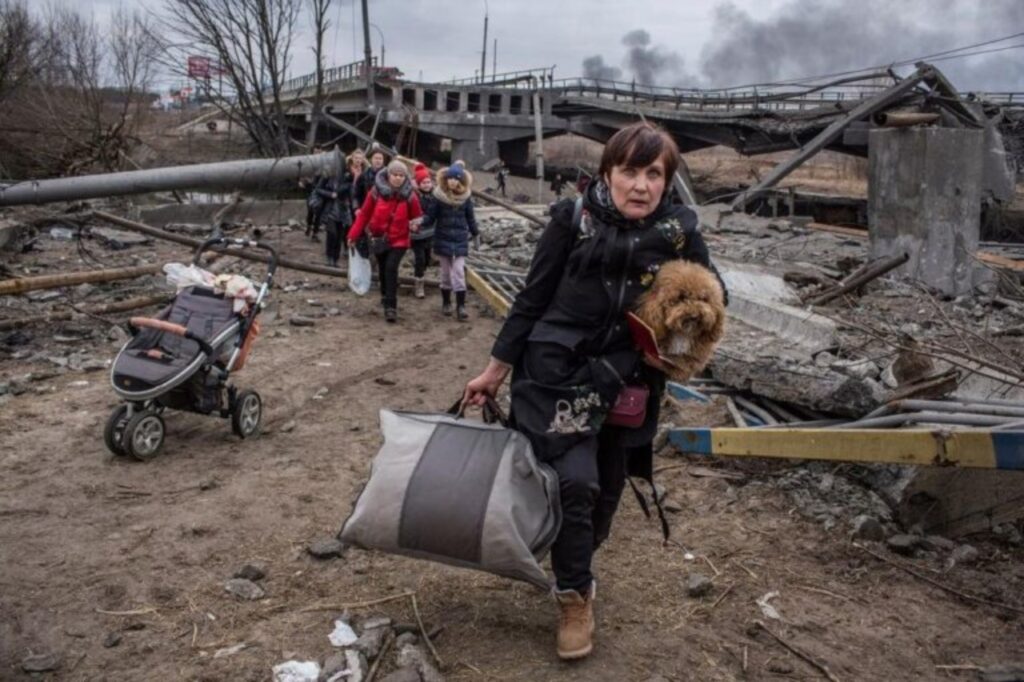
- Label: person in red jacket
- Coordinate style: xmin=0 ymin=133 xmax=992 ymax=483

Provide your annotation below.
xmin=348 ymin=160 xmax=423 ymax=323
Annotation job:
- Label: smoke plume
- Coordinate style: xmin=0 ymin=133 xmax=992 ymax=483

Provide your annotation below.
xmin=582 ymin=55 xmax=621 ymax=81
xmin=581 ymin=1 xmax=1024 ymax=90
xmin=700 ymin=0 xmax=1024 ymax=90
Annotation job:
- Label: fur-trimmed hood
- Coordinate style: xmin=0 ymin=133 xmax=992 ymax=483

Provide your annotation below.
xmin=373 ymin=167 xmax=415 ymax=200
xmin=432 ymin=166 xmax=473 ymax=207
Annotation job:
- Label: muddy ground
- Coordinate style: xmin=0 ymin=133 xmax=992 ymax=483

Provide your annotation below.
xmin=2 ymin=220 xmax=1023 ymax=681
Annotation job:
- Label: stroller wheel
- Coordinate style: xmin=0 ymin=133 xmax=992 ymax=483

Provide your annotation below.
xmin=232 ymin=390 xmax=262 ymax=438
xmin=103 ymin=405 xmax=131 ymax=456
xmin=124 ymin=411 xmax=166 ymax=461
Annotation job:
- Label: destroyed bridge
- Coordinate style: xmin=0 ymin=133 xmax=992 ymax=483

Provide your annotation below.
xmin=275 ymin=60 xmax=1023 ymax=187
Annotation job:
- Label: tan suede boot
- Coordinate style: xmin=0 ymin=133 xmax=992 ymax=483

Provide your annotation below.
xmin=414 ymin=277 xmax=425 ymax=299
xmin=554 ymin=583 xmax=595 ymax=660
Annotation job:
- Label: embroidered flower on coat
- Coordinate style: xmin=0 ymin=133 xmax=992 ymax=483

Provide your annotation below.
xmin=655 ymin=217 xmax=687 ymax=252
xmin=547 ymin=391 xmax=603 ymax=434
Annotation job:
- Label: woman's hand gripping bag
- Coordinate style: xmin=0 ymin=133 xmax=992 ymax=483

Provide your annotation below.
xmin=339 ymin=406 xmax=561 ymax=588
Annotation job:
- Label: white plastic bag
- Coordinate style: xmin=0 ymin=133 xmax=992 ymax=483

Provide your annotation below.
xmin=348 ymin=247 xmax=372 ymax=296
xmin=163 ymin=262 xmax=215 ymax=290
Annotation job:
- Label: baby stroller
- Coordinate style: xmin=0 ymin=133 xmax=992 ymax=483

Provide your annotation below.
xmin=104 ymin=237 xmax=277 ymax=460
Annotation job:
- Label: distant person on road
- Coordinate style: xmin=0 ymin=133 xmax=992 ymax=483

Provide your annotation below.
xmin=550 ymin=172 xmax=566 ymax=198
xmin=420 ymin=161 xmax=478 ymax=321
xmin=411 ymin=163 xmax=437 ymax=299
xmin=575 ymin=172 xmax=591 ymax=195
xmin=348 ymin=160 xmax=422 ymax=323
xmin=300 ymin=145 xmax=326 ymax=240
xmin=463 ymin=122 xmax=727 ymax=661
xmin=496 ymin=162 xmax=509 ymax=197
xmin=314 ymin=154 xmax=354 ymax=269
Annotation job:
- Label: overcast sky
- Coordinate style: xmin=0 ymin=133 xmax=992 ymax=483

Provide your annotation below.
xmin=49 ymin=0 xmax=1024 ymax=92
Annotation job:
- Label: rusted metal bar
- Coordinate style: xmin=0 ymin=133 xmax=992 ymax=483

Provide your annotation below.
xmin=730 ymin=66 xmax=931 ymax=211
xmin=0 ymin=264 xmax=162 ymax=296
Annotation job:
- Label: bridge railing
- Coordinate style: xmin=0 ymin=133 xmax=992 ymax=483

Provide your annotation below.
xmin=543 ymin=76 xmax=902 ymax=111
xmin=280 ymin=58 xmax=405 ymax=94
xmin=440 ymin=67 xmax=556 ymax=87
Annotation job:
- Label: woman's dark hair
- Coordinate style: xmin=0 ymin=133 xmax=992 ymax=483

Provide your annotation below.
xmin=598 ymin=122 xmax=679 ymax=180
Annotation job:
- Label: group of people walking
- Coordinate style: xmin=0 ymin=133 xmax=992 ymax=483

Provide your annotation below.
xmin=300 ymin=146 xmax=478 ymax=324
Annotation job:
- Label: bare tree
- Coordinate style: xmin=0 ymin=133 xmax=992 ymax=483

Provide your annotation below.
xmin=0 ymin=5 xmax=160 ymax=178
xmin=306 ymin=0 xmax=332 ymax=149
xmin=0 ymin=0 xmax=47 ymax=105
xmin=158 ymin=0 xmax=302 ymax=157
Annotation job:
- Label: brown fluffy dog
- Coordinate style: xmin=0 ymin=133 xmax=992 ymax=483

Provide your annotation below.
xmin=632 ymin=260 xmax=726 ymax=382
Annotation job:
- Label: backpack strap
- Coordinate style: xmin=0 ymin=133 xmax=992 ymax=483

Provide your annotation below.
xmin=571 ymin=196 xmax=584 ymax=234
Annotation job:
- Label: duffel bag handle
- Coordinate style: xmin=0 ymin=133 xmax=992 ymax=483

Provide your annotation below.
xmin=447 ymin=395 xmax=508 ymax=426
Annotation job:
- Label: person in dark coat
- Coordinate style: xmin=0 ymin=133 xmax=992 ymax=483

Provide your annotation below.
xmin=347 ymin=160 xmax=423 ymax=323
xmin=550 ymin=172 xmax=566 ymax=198
xmin=411 ymin=162 xmax=437 ymax=299
xmin=299 ymin=145 xmax=326 ymax=240
xmin=496 ymin=162 xmax=509 ymax=197
xmin=314 ymin=156 xmax=354 ymax=268
xmin=420 ymin=161 xmax=478 ymax=321
xmin=353 ymin=148 xmax=388 ymax=213
xmin=463 ymin=122 xmax=726 ymax=661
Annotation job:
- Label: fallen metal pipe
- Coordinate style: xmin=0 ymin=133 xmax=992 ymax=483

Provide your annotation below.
xmin=834 ymin=411 xmax=1017 ymax=429
xmin=890 ymin=399 xmax=1024 ymax=419
xmin=0 ymin=264 xmax=162 ymax=296
xmin=875 ymin=111 xmax=940 ymax=127
xmin=732 ymin=395 xmax=779 ymax=425
xmin=0 ymin=150 xmax=344 ymax=206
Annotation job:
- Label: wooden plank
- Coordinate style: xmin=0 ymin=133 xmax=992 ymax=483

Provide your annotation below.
xmin=977 ymin=251 xmax=1024 ymax=272
xmin=668 ymin=426 xmax=1024 ymax=470
xmin=466 ymin=265 xmax=511 ymax=316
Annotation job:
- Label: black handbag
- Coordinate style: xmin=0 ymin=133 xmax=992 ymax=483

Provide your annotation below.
xmin=369 ymin=234 xmax=390 ymax=255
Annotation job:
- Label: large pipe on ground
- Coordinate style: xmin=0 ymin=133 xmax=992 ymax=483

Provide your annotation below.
xmin=0 ymin=150 xmax=344 ymax=207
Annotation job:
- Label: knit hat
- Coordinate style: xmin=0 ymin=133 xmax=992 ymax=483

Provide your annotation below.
xmin=445 ymin=161 xmax=466 ymax=182
xmin=387 ymin=160 xmax=408 ymax=176
xmin=413 ymin=162 xmax=431 ymax=185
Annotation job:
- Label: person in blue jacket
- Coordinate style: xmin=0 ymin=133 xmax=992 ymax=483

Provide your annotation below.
xmin=420 ymin=161 xmax=478 ymax=320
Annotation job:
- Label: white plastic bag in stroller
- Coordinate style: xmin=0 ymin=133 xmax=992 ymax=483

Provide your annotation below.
xmin=348 ymin=248 xmax=372 ymax=296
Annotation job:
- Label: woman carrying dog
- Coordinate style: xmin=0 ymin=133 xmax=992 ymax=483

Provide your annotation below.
xmin=347 ymin=160 xmax=422 ymax=323
xmin=420 ymin=161 xmax=478 ymax=320
xmin=463 ymin=122 xmax=727 ymax=660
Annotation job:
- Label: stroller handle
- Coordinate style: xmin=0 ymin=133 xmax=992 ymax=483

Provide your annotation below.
xmin=193 ymin=236 xmax=279 ymax=277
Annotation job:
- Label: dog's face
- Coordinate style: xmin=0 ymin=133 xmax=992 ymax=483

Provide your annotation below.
xmin=636 ymin=261 xmax=725 ymax=343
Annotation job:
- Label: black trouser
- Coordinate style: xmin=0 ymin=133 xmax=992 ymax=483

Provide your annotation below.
xmin=307 ymin=205 xmax=323 ymax=234
xmin=324 ymin=221 xmax=344 ymax=263
xmin=375 ymin=248 xmax=406 ymax=309
xmin=548 ymin=428 xmax=629 ymax=593
xmin=411 ymin=239 xmax=432 ymax=278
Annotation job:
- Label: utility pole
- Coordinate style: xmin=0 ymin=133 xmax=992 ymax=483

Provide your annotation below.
xmin=493 ymin=39 xmax=497 ymax=78
xmin=361 ymin=0 xmax=374 ymax=108
xmin=480 ymin=10 xmax=488 ymax=83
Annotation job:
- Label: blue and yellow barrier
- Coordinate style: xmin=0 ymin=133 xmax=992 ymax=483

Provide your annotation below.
xmin=668 ymin=427 xmax=1024 ymax=470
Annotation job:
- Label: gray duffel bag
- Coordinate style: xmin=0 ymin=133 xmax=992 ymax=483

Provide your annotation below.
xmin=339 ymin=403 xmax=561 ymax=588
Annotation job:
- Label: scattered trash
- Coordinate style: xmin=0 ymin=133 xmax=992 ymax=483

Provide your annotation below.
xmin=272 ymin=659 xmax=320 ymax=682
xmin=328 ymin=619 xmax=358 ymax=647
xmin=756 ymin=591 xmax=783 ymax=621
xmin=213 ymin=642 xmax=248 ymax=658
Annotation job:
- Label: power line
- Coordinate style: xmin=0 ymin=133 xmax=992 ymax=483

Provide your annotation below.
xmin=723 ymin=30 xmax=1024 ymax=91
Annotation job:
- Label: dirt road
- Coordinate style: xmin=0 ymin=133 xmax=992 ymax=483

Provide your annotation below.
xmin=1 ymin=227 xmax=1022 ymax=681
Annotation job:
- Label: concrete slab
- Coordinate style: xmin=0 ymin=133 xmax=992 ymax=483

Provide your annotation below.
xmin=718 ymin=260 xmax=838 ymax=351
